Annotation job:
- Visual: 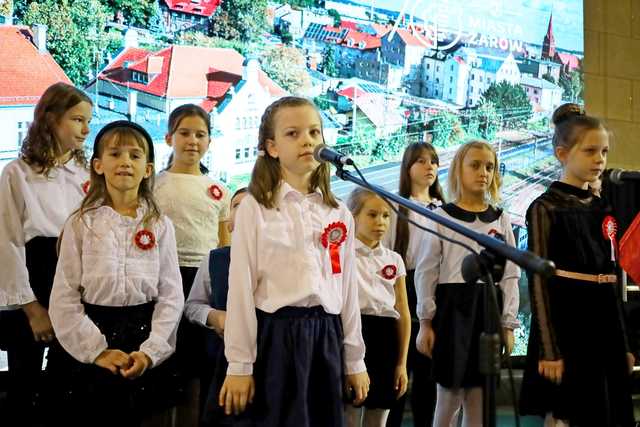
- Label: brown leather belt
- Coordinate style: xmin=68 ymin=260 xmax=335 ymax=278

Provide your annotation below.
xmin=555 ymin=269 xmax=617 ymax=284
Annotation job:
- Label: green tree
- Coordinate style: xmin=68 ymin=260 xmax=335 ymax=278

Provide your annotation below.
xmin=343 ymin=114 xmax=376 ymax=157
xmin=480 ymin=81 xmax=532 ymax=129
xmin=559 ymin=69 xmax=583 ymax=102
xmin=371 ymin=129 xmax=404 ymax=161
xmin=327 ymin=8 xmax=341 ymax=27
xmin=176 ymin=31 xmax=249 ymax=56
xmin=104 ymin=0 xmax=155 ymax=28
xmin=280 ymin=27 xmax=293 ymax=44
xmin=261 ymin=45 xmax=310 ymax=94
xmin=541 ymin=71 xmax=556 ymax=84
xmin=465 ymin=101 xmax=501 ymax=141
xmin=23 ymin=0 xmax=109 ymax=86
xmin=219 ymin=0 xmax=267 ymax=42
xmin=0 ymin=0 xmax=12 ymax=17
xmin=426 ymin=111 xmax=462 ymax=148
xmin=148 ymin=0 xmax=166 ymax=36
xmin=208 ymin=9 xmax=240 ymax=40
xmin=322 ymin=46 xmax=338 ymax=77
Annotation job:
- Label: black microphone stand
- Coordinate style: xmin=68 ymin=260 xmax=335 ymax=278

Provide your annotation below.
xmin=334 ymin=165 xmax=554 ymax=427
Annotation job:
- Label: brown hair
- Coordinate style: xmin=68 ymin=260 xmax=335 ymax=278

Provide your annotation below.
xmin=448 ymin=139 xmax=501 ymax=205
xmin=394 ymin=142 xmax=445 ymax=261
xmin=551 ymin=103 xmax=606 ymax=156
xmin=76 ymin=125 xmax=160 ymax=228
xmin=165 ymin=103 xmax=211 ymax=173
xmin=249 ymin=96 xmax=338 ymax=209
xmin=21 ymin=82 xmax=92 ymax=176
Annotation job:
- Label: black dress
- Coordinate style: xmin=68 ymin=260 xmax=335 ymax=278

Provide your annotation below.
xmin=520 ymin=181 xmax=634 ymax=427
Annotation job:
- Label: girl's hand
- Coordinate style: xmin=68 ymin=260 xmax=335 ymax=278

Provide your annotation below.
xmin=416 ymin=320 xmax=435 ymax=357
xmin=503 ymin=328 xmax=515 ymax=356
xmin=219 ymin=375 xmax=255 ymax=415
xmin=345 ymin=371 xmax=370 ymax=406
xmin=393 ymin=365 xmax=408 ymax=399
xmin=22 ymin=301 xmax=55 ymax=343
xmin=538 ymin=359 xmax=564 ymax=384
xmin=94 ymin=349 xmax=132 ymax=375
xmin=627 ymin=352 xmax=636 ymax=374
xmin=121 ymin=351 xmax=152 ymax=379
xmin=206 ymin=309 xmax=226 ymax=337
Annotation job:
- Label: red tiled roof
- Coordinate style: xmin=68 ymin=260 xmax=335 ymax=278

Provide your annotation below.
xmin=164 ymin=0 xmax=220 ymax=17
xmin=0 ymin=26 xmax=71 ymax=106
xmin=337 ymin=87 xmax=368 ymax=99
xmin=370 ymin=23 xmax=392 ymax=37
xmin=557 ymin=53 xmax=580 ymax=71
xmin=100 ymin=45 xmax=286 ymax=107
xmin=341 ymin=29 xmax=381 ymax=50
xmin=395 ymin=28 xmax=432 ymax=48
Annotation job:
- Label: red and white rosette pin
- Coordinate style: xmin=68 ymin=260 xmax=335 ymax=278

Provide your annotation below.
xmin=134 ymin=229 xmax=156 ymax=251
xmin=208 ymin=184 xmax=223 ymax=201
xmin=602 ymin=215 xmax=618 ymax=261
xmin=321 ymin=222 xmax=347 ymax=274
xmin=381 ymin=264 xmax=397 ymax=280
xmin=81 ymin=180 xmax=90 ymax=195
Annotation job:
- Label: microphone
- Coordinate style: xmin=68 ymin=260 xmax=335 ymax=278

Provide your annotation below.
xmin=609 ymin=169 xmax=640 ymax=185
xmin=313 ymin=144 xmax=354 ymax=166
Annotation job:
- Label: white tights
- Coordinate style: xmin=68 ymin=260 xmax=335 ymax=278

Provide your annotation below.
xmin=433 ymin=385 xmax=481 ymax=427
xmin=344 ymin=405 xmax=390 ymax=427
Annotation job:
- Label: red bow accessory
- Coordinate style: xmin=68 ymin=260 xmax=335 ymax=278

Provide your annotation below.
xmin=81 ymin=180 xmax=90 ymax=195
xmin=208 ymin=184 xmax=223 ymax=201
xmin=134 ymin=229 xmax=156 ymax=250
xmin=321 ymin=222 xmax=347 ymax=274
xmin=620 ymin=213 xmax=640 ymax=283
xmin=381 ymin=264 xmax=397 ymax=280
xmin=602 ymin=215 xmax=618 ymax=261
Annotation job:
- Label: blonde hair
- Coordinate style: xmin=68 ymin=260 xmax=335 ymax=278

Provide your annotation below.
xmin=75 ymin=125 xmax=160 ymax=228
xmin=249 ymin=96 xmax=338 ymax=209
xmin=346 ymin=187 xmax=382 ymax=217
xmin=448 ymin=139 xmax=501 ymax=205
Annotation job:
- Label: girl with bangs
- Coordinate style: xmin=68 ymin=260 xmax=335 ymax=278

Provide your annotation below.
xmin=415 ymin=140 xmax=520 ymax=427
xmin=46 ymin=121 xmax=184 ymax=426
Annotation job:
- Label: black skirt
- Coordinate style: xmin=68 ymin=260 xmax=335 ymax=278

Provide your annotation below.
xmin=359 ymin=314 xmax=399 ymax=409
xmin=431 ymin=282 xmax=503 ymax=389
xmin=0 ymin=236 xmax=58 ymax=351
xmin=176 ymin=266 xmax=205 ymax=378
xmin=520 ymin=277 xmax=635 ymax=426
xmin=45 ymin=302 xmax=181 ymax=426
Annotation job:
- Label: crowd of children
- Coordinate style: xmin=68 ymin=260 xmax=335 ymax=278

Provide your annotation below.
xmin=0 ymin=82 xmax=635 ymax=427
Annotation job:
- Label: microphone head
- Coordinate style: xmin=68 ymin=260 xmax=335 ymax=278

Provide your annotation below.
xmin=313 ymin=144 xmax=327 ymax=163
xmin=609 ymin=168 xmax=624 ymax=185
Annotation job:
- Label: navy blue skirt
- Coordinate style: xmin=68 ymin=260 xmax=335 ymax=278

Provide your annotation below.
xmin=45 ymin=302 xmax=181 ymax=426
xmin=251 ymin=306 xmax=345 ymax=427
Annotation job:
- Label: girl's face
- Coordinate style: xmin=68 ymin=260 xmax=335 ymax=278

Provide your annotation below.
xmin=165 ymin=115 xmax=210 ymax=169
xmin=355 ymin=195 xmax=391 ymax=248
xmin=93 ymin=135 xmax=153 ymax=194
xmin=557 ymin=128 xmax=609 ymax=189
xmin=409 ymin=150 xmax=439 ymax=190
xmin=54 ymin=101 xmax=92 ymax=155
xmin=460 ymin=147 xmax=495 ymax=197
xmin=227 ymin=191 xmax=247 ymax=233
xmin=265 ymin=105 xmax=323 ymax=180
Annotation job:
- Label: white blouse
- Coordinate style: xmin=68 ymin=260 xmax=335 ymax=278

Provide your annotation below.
xmin=0 ymin=158 xmax=88 ymax=308
xmin=49 ymin=206 xmax=184 ymax=366
xmin=224 ymin=182 xmax=366 ymax=376
xmin=355 ymin=240 xmax=407 ymax=319
xmin=414 ymin=205 xmax=520 ymax=330
xmin=155 ymin=171 xmax=230 ymax=267
xmin=184 ymin=256 xmax=216 ymax=328
xmin=383 ymin=197 xmax=442 ymax=270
